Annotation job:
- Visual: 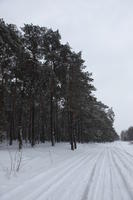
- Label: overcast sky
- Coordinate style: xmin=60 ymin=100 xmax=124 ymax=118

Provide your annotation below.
xmin=0 ymin=0 xmax=133 ymax=133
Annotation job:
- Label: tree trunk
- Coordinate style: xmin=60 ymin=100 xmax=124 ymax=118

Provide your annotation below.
xmin=31 ymin=98 xmax=35 ymax=147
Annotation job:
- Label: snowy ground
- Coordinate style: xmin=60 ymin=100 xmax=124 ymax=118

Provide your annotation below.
xmin=0 ymin=141 xmax=133 ymax=200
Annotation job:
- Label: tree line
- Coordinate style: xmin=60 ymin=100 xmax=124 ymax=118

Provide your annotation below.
xmin=121 ymin=127 xmax=133 ymax=141
xmin=0 ymin=19 xmax=118 ymax=150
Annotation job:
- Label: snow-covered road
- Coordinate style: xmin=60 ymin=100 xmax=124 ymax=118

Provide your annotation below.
xmin=0 ymin=142 xmax=133 ymax=200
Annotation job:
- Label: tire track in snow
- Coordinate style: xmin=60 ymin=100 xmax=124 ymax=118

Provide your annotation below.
xmin=37 ymin=149 xmax=105 ymax=200
xmin=112 ymin=146 xmax=133 ymax=168
xmin=98 ymin=146 xmax=114 ymax=200
xmin=81 ymin=147 xmax=106 ymax=200
xmin=114 ymin=143 xmax=133 ymax=159
xmin=88 ymin=146 xmax=112 ymax=200
xmin=110 ymin=148 xmax=133 ymax=200
xmin=1 ymin=150 xmax=90 ymax=200
xmin=1 ymin=148 xmax=101 ymax=200
xmin=108 ymin=148 xmax=124 ymax=200
xmin=23 ymin=149 xmax=104 ymax=200
xmin=21 ymin=148 xmax=91 ymax=179
xmin=111 ymin=148 xmax=133 ymax=192
xmin=107 ymin=147 xmax=114 ymax=200
xmin=21 ymin=145 xmax=97 ymax=176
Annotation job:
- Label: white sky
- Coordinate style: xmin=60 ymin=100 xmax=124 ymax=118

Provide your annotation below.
xmin=0 ymin=0 xmax=133 ymax=133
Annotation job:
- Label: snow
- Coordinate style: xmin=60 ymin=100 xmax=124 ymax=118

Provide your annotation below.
xmin=0 ymin=141 xmax=133 ymax=200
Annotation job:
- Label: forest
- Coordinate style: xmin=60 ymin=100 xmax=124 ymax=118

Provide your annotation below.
xmin=0 ymin=19 xmax=119 ymax=150
xmin=121 ymin=127 xmax=133 ymax=141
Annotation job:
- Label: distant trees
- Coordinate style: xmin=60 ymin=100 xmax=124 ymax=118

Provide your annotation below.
xmin=0 ymin=19 xmax=118 ymax=148
xmin=121 ymin=127 xmax=133 ymax=141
